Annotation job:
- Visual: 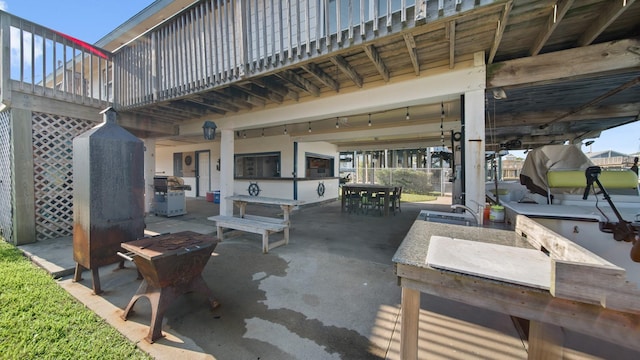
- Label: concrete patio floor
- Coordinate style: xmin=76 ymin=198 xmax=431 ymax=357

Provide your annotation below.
xmin=18 ymin=197 xmax=639 ymax=359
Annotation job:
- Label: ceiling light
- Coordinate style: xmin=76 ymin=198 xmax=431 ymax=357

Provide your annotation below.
xmin=492 ymin=88 xmax=507 ymax=99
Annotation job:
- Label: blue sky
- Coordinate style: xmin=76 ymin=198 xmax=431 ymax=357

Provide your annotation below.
xmin=0 ymin=1 xmax=154 ymax=43
xmin=2 ymin=0 xmax=638 ymax=155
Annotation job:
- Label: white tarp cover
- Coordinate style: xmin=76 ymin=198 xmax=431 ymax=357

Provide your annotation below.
xmin=520 ymin=144 xmax=593 ymax=196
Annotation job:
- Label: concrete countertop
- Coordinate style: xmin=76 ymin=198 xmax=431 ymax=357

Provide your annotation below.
xmin=392 ymin=220 xmax=533 ymax=269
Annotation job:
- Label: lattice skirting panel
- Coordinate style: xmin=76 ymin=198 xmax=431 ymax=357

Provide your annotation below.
xmin=0 ymin=110 xmax=13 ymax=242
xmin=32 ymin=112 xmax=94 ymax=241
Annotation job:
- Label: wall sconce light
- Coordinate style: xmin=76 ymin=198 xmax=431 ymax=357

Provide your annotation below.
xmin=405 ymin=107 xmax=410 ymax=120
xmin=492 ymin=88 xmax=507 ymax=99
xmin=202 ymin=120 xmax=217 ymax=140
xmin=368 ymin=113 xmax=372 ymax=126
xmin=284 ymin=125 xmax=288 ymax=135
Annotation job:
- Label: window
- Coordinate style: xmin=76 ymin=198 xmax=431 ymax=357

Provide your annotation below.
xmin=306 ymin=153 xmax=334 ymax=178
xmin=235 ymin=152 xmax=281 ymax=178
xmin=173 ymin=152 xmax=196 ymax=177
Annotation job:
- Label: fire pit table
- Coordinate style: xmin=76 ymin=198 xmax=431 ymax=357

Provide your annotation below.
xmin=120 ymin=231 xmax=220 ymax=343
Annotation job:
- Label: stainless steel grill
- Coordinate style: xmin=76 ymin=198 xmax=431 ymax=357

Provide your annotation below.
xmin=152 ymin=176 xmax=191 ymax=217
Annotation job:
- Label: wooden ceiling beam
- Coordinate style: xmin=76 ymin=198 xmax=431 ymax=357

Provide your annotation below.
xmin=529 ymin=0 xmax=573 ymax=56
xmin=494 ymin=103 xmax=640 ymax=127
xmin=301 ymin=63 xmax=340 ymax=92
xmin=205 ymin=90 xmax=253 ymax=110
xmin=578 ymin=0 xmax=637 ymax=46
xmin=127 ymin=108 xmax=184 ymax=122
xmin=235 ymin=83 xmax=284 ymax=104
xmin=185 ymin=98 xmax=227 ymax=114
xmin=447 ymin=20 xmax=456 ymax=69
xmin=118 ymin=112 xmax=179 ymax=135
xmin=197 ymin=93 xmax=240 ymax=112
xmin=488 ymin=38 xmax=640 ymax=88
xmin=403 ymin=33 xmax=420 ymax=76
xmin=488 ymin=1 xmax=512 ymax=64
xmin=539 ymin=76 xmax=640 ymax=128
xmin=275 ymin=70 xmax=320 ymax=97
xmin=161 ymin=102 xmax=207 ymax=117
xmin=252 ymin=77 xmax=300 ymax=101
xmin=330 ymin=55 xmax=363 ymax=88
xmin=364 ymin=44 xmax=390 ymax=82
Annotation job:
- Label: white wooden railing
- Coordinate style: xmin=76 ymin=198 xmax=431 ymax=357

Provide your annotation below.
xmin=0 ymin=11 xmax=113 ymax=108
xmin=1 ymin=1 xmax=492 ymax=111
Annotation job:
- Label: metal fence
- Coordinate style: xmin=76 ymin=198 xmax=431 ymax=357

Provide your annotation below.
xmin=339 ymin=167 xmax=452 ymax=196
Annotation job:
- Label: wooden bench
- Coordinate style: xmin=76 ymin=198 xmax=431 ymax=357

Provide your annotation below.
xmin=207 ymin=215 xmax=289 ymax=253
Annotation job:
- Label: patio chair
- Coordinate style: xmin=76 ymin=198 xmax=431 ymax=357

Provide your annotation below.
xmin=344 ymin=188 xmax=362 ymax=214
xmin=362 ymin=190 xmax=384 ymax=216
xmin=389 ymin=186 xmax=403 ymax=215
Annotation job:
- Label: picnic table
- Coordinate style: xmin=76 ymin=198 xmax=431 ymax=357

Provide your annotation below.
xmin=208 ymin=195 xmax=303 ymax=253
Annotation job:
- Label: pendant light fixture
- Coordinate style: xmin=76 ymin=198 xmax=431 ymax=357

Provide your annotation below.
xmin=405 ymin=107 xmax=410 ymax=120
xmin=368 ymin=113 xmax=372 ymax=126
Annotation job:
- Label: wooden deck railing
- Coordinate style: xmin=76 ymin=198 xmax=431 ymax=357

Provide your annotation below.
xmin=0 ymin=1 xmax=485 ymax=111
xmin=114 ymin=0 xmax=434 ymax=110
xmin=0 ymin=11 xmax=113 ymax=109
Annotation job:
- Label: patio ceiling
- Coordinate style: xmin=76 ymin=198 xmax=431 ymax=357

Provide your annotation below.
xmin=123 ymin=0 xmax=640 ymax=152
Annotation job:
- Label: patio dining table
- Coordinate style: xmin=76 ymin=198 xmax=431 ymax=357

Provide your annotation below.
xmin=341 ymin=183 xmax=396 ymax=216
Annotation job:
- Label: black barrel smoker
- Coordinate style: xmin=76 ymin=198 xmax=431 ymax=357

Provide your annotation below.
xmin=72 ymin=108 xmax=145 ymax=294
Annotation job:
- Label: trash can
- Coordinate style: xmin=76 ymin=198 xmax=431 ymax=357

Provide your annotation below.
xmin=213 ymin=190 xmax=221 ymax=204
xmin=205 ymin=192 xmax=214 ymax=202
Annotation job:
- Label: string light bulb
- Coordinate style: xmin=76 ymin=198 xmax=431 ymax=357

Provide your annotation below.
xmin=308 ymin=122 xmax=312 ymax=133
xmin=335 ymin=117 xmax=339 ymax=129
xmin=368 ymin=113 xmax=372 ymax=126
xmin=284 ymin=125 xmax=287 ymax=135
xmin=405 ymin=107 xmax=410 ymax=120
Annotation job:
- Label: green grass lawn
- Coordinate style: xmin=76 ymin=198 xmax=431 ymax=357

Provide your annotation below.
xmin=0 ymin=240 xmax=151 ymax=360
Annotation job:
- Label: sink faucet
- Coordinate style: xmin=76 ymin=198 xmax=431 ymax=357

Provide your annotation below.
xmin=451 ymin=204 xmax=481 ymax=226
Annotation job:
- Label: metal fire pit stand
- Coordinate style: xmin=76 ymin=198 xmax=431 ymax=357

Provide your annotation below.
xmin=119 ymin=231 xmax=220 ymax=343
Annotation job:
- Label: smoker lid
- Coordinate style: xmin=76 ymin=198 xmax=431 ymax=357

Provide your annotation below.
xmin=154 ymin=176 xmax=192 ymax=190
xmin=121 ymin=231 xmax=219 ymax=260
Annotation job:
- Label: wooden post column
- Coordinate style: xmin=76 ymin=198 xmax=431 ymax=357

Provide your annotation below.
xmin=11 ymin=108 xmax=36 ymax=245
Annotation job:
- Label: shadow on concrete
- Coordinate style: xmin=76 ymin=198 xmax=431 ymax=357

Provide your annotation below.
xmin=17 ymin=197 xmax=639 ymax=359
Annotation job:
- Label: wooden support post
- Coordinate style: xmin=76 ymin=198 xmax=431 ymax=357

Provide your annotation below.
xmin=11 ymin=108 xmax=36 ymax=245
xmin=528 ymin=320 xmax=564 ymax=359
xmin=400 ymin=287 xmax=420 ymax=360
